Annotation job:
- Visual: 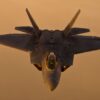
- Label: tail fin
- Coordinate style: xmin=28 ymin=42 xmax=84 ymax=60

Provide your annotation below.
xmin=26 ymin=8 xmax=40 ymax=37
xmin=63 ymin=9 xmax=81 ymax=37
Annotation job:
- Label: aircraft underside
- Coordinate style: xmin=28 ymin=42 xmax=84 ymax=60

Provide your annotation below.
xmin=0 ymin=8 xmax=100 ymax=91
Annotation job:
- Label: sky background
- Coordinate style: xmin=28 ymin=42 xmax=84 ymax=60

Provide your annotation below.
xmin=0 ymin=0 xmax=100 ymax=100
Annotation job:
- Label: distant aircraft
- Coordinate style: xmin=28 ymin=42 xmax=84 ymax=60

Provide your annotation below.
xmin=0 ymin=8 xmax=100 ymax=91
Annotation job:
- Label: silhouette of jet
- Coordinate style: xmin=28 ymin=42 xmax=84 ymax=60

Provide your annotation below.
xmin=0 ymin=8 xmax=100 ymax=91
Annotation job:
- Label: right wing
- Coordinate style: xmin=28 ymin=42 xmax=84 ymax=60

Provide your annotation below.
xmin=0 ymin=34 xmax=34 ymax=51
xmin=72 ymin=35 xmax=100 ymax=54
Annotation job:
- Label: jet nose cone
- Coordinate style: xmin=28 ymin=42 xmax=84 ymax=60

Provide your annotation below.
xmin=44 ymin=69 xmax=61 ymax=91
xmin=43 ymin=67 xmax=61 ymax=91
xmin=50 ymin=87 xmax=56 ymax=91
xmin=50 ymin=86 xmax=57 ymax=91
xmin=42 ymin=52 xmax=61 ymax=91
xmin=48 ymin=79 xmax=59 ymax=91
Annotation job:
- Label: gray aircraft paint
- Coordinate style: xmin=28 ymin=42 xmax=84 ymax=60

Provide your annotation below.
xmin=0 ymin=8 xmax=100 ymax=91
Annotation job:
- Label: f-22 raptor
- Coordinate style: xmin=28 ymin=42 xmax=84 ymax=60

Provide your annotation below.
xmin=0 ymin=8 xmax=100 ymax=91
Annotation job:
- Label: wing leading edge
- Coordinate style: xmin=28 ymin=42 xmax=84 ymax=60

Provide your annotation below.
xmin=0 ymin=34 xmax=33 ymax=51
xmin=72 ymin=35 xmax=100 ymax=54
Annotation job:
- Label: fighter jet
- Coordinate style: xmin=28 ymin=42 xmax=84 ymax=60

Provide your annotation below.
xmin=0 ymin=8 xmax=100 ymax=91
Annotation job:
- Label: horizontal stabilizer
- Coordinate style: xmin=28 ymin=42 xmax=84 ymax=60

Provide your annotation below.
xmin=15 ymin=26 xmax=34 ymax=34
xmin=69 ymin=27 xmax=90 ymax=35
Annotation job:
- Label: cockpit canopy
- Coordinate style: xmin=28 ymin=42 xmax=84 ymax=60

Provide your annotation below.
xmin=46 ymin=52 xmax=56 ymax=70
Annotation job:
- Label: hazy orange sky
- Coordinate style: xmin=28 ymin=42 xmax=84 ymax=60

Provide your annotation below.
xmin=0 ymin=0 xmax=100 ymax=100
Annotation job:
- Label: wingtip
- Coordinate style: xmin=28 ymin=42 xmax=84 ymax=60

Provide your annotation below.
xmin=88 ymin=28 xmax=90 ymax=32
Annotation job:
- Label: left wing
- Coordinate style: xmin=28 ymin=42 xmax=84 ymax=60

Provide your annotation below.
xmin=71 ymin=35 xmax=100 ymax=54
xmin=0 ymin=34 xmax=33 ymax=51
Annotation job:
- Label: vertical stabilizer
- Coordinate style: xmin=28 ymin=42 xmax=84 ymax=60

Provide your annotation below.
xmin=26 ymin=8 xmax=40 ymax=37
xmin=63 ymin=9 xmax=81 ymax=37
